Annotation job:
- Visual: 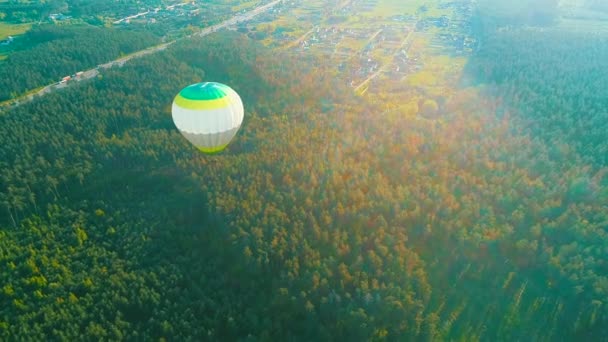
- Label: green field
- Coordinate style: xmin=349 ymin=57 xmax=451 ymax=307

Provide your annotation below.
xmin=232 ymin=0 xmax=257 ymax=12
xmin=557 ymin=18 xmax=608 ymax=33
xmin=360 ymin=0 xmax=450 ymax=18
xmin=0 ymin=22 xmax=31 ymax=40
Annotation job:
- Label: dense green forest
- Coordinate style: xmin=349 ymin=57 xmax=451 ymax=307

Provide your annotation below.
xmin=0 ymin=25 xmax=159 ymax=101
xmin=467 ymin=30 xmax=608 ymax=168
xmin=0 ymin=0 xmax=158 ymax=22
xmin=1 ymin=30 xmax=607 ymax=341
xmin=0 ymin=0 xmax=238 ymax=25
xmin=0 ymin=0 xmax=64 ymax=23
xmin=65 ymin=0 xmax=160 ymax=18
xmin=472 ymin=0 xmax=559 ymax=41
xmin=463 ymin=27 xmax=608 ymax=339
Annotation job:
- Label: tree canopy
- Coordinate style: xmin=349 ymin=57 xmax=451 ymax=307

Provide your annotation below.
xmin=0 ymin=30 xmax=607 ymax=340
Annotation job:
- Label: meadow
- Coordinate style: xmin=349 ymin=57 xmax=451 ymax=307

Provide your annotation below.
xmin=0 ymin=22 xmax=31 ymax=40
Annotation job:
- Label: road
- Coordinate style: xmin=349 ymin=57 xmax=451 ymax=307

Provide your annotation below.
xmin=0 ymin=0 xmax=283 ymax=111
xmin=282 ymin=26 xmax=317 ymax=49
xmin=354 ymin=27 xmax=414 ymax=93
xmin=194 ymin=0 xmax=282 ymax=37
xmin=341 ymin=28 xmax=383 ymax=61
xmin=363 ymin=28 xmax=383 ymax=48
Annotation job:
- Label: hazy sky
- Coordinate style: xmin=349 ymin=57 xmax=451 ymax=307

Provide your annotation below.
xmin=477 ymin=0 xmax=561 ymax=26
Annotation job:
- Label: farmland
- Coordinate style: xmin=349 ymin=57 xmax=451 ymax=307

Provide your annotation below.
xmin=0 ymin=22 xmax=31 ymax=40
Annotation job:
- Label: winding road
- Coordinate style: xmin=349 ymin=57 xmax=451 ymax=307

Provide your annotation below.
xmin=354 ymin=27 xmax=414 ymax=93
xmin=0 ymin=0 xmax=283 ymax=112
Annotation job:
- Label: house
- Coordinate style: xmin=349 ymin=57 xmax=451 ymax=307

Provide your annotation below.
xmin=49 ymin=13 xmax=71 ymax=21
xmin=0 ymin=36 xmax=13 ymax=46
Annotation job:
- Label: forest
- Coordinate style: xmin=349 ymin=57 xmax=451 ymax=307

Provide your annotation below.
xmin=467 ymin=29 xmax=608 ymax=168
xmin=0 ymin=25 xmax=159 ymax=101
xmin=65 ymin=0 xmax=161 ymax=18
xmin=0 ymin=29 xmax=607 ymax=341
xmin=472 ymin=0 xmax=559 ymax=39
xmin=0 ymin=0 xmax=61 ymax=23
xmin=0 ymin=0 xmax=158 ymax=22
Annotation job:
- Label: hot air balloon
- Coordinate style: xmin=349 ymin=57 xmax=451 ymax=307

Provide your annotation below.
xmin=172 ymin=82 xmax=244 ymax=153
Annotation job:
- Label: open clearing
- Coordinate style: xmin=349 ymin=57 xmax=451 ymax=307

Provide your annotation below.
xmin=360 ymin=0 xmax=449 ymax=18
xmin=0 ymin=22 xmax=31 ymax=40
xmin=232 ymin=0 xmax=258 ymax=12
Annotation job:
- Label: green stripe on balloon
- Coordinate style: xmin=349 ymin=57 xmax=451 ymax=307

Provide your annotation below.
xmin=179 ymin=82 xmax=230 ymax=100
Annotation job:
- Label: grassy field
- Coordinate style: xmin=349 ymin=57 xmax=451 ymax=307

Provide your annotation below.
xmin=0 ymin=22 xmax=32 ymax=40
xmin=362 ymin=0 xmax=420 ymax=17
xmin=359 ymin=0 xmax=449 ymax=18
xmin=232 ymin=0 xmax=258 ymax=12
xmin=336 ymin=36 xmax=365 ymax=51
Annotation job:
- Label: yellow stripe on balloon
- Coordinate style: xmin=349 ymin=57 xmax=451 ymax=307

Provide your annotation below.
xmin=173 ymin=94 xmax=232 ymax=111
xmin=197 ymin=144 xmax=228 ymax=153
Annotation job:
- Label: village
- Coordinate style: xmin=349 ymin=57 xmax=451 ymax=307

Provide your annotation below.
xmin=5 ymin=0 xmax=477 ymax=107
xmin=46 ymin=0 xmax=282 ymax=30
xmin=109 ymin=2 xmax=210 ymax=26
xmin=42 ymin=0 xmax=479 ymax=92
xmin=0 ymin=36 xmax=14 ymax=47
xmin=230 ymin=0 xmax=477 ymax=94
xmin=106 ymin=0 xmax=294 ymax=29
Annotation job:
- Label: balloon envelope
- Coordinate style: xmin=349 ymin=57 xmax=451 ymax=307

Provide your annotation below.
xmin=172 ymin=82 xmax=244 ymax=153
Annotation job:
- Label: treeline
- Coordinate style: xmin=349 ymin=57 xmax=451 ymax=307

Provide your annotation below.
xmin=65 ymin=0 xmax=160 ymax=18
xmin=0 ymin=0 xmax=65 ymax=23
xmin=0 ymin=0 xmax=161 ymax=22
xmin=466 ymin=30 xmax=608 ymax=168
xmin=0 ymin=32 xmax=355 ymax=340
xmin=471 ymin=0 xmax=559 ymax=41
xmin=0 ymin=25 xmax=159 ymax=101
xmin=463 ymin=28 xmax=608 ymax=339
xmin=1 ymin=31 xmax=607 ymax=341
